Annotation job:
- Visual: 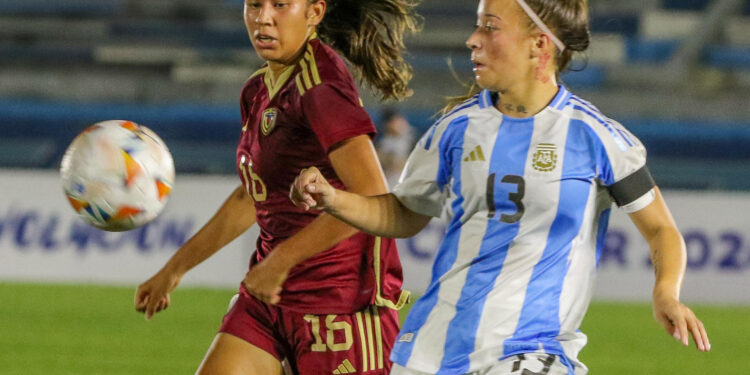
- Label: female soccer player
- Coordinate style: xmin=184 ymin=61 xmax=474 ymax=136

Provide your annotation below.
xmin=291 ymin=0 xmax=711 ymax=373
xmin=134 ymin=1 xmax=420 ymax=374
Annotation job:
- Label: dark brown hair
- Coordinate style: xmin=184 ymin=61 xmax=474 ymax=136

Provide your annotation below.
xmin=316 ymin=0 xmax=422 ymax=101
xmin=527 ymin=0 xmax=590 ymax=72
xmin=443 ymin=0 xmax=590 ymax=113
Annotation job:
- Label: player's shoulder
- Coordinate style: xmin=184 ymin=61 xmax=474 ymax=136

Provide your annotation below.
xmin=295 ymin=38 xmax=353 ymax=96
xmin=413 ymin=93 xmax=483 ymax=150
xmin=564 ymin=93 xmax=624 ymax=129
xmin=434 ymin=91 xmax=485 ymax=128
xmin=563 ymin=93 xmax=641 ymax=150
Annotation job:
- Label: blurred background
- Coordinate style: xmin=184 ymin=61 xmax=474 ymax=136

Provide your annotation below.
xmin=1 ymin=0 xmax=749 ymax=374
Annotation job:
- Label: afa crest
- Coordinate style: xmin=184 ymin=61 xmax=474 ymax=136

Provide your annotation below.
xmin=532 ymin=143 xmax=557 ymax=172
xmin=261 ymin=108 xmax=278 ymax=136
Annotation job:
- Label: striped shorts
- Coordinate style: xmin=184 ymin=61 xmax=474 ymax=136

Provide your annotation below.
xmin=391 ymin=353 xmax=586 ymax=375
xmin=220 ymin=293 xmax=400 ymax=375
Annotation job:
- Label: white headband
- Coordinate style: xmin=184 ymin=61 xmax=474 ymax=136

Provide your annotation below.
xmin=514 ymin=0 xmax=566 ymax=52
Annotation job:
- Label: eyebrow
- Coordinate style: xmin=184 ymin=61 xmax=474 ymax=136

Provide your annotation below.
xmin=478 ymin=13 xmax=503 ymax=21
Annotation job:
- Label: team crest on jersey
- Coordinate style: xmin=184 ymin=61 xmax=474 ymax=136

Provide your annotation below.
xmin=398 ymin=333 xmax=414 ymax=343
xmin=261 ymin=108 xmax=278 ymax=136
xmin=532 ymin=143 xmax=557 ymax=172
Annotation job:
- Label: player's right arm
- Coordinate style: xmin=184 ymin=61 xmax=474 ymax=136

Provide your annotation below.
xmin=292 ymin=115 xmax=455 ymax=239
xmin=135 ymin=185 xmax=256 ymax=319
xmin=290 ymin=167 xmax=430 ymax=238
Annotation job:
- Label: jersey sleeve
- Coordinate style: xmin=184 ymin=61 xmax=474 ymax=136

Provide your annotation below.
xmin=595 ymin=120 xmax=656 ymax=213
xmin=391 ymin=119 xmax=456 ymax=218
xmin=301 ymin=83 xmax=375 ymax=154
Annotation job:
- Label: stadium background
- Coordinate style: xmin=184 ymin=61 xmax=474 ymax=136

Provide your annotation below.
xmin=1 ymin=0 xmax=749 ymax=374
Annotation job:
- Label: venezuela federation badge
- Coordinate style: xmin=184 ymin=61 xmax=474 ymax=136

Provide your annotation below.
xmin=261 ymin=108 xmax=278 ymax=136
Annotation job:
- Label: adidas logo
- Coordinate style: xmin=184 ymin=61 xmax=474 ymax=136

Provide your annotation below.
xmin=332 ymin=359 xmax=357 ymax=374
xmin=463 ymin=145 xmax=486 ymax=162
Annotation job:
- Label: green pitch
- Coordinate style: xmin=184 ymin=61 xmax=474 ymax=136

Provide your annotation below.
xmin=0 ymin=283 xmax=747 ymax=374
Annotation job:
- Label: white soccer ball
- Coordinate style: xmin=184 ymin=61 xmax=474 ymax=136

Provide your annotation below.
xmin=60 ymin=120 xmax=175 ymax=232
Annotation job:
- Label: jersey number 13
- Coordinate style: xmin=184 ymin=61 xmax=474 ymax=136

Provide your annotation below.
xmin=486 ymin=173 xmax=525 ymax=223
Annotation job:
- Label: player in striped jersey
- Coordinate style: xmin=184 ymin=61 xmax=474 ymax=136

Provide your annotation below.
xmin=134 ymin=1 xmax=420 ymax=374
xmin=291 ymin=0 xmax=710 ymax=374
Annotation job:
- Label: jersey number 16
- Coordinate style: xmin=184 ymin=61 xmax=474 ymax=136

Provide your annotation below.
xmin=239 ymin=163 xmax=267 ymax=202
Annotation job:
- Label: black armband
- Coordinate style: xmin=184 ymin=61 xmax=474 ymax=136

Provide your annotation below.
xmin=607 ymin=165 xmax=656 ymax=207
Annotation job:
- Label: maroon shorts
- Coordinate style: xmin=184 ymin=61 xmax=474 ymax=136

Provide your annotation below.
xmin=219 ymin=293 xmax=400 ymax=375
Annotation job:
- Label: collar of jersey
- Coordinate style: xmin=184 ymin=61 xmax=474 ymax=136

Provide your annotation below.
xmin=480 ymin=85 xmax=569 ymax=122
xmin=261 ymin=33 xmax=319 ymax=100
xmin=263 ymin=64 xmax=296 ymax=100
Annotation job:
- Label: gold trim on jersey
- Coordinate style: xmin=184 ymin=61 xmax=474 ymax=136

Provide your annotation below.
xmin=249 ymin=66 xmax=267 ymax=80
xmin=263 ymin=64 xmax=295 ymax=101
xmin=295 ymin=43 xmax=323 ymax=96
xmin=372 ymin=306 xmax=384 ymax=369
xmin=372 ymin=236 xmax=411 ymax=310
xmin=354 ymin=307 xmax=385 ymax=372
xmin=354 ymin=312 xmax=368 ymax=371
xmin=364 ymin=308 xmax=376 ymax=371
xmin=299 ymin=59 xmax=314 ymax=90
xmin=306 ymin=44 xmax=322 ymax=85
xmin=296 ymin=74 xmax=308 ymax=96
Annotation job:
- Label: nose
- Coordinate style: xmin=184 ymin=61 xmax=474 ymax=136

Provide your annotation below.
xmin=466 ymin=31 xmax=480 ymax=50
xmin=255 ymin=2 xmax=273 ymax=25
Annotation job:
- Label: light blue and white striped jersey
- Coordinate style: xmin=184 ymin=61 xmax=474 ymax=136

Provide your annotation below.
xmin=390 ymin=86 xmax=655 ymax=375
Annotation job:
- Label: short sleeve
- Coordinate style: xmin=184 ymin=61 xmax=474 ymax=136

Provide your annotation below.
xmin=392 ymin=116 xmax=465 ymax=218
xmin=301 ymin=83 xmax=375 ymax=154
xmin=596 ymin=120 xmax=656 ymax=213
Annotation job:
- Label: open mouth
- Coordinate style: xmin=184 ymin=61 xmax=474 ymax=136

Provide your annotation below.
xmin=254 ymin=31 xmax=276 ymax=46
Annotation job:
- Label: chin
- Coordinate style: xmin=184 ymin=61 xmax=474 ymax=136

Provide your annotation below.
xmin=254 ymin=49 xmax=276 ymax=60
xmin=474 ymin=77 xmax=492 ymax=90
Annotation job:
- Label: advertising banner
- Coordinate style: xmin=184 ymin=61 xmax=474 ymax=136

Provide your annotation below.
xmin=0 ymin=169 xmax=254 ymax=289
xmin=2 ymin=170 xmax=749 ymax=304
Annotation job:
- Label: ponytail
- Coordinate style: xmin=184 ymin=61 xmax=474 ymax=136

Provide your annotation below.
xmin=318 ymin=0 xmax=422 ymax=101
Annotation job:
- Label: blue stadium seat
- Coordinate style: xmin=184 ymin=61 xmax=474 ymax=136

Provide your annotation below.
xmin=661 ymin=0 xmax=712 ymax=10
xmin=109 ymin=21 xmax=248 ymax=49
xmin=704 ymin=46 xmax=750 ymax=69
xmin=590 ymin=13 xmax=640 ymax=36
xmin=0 ymin=0 xmax=125 ymax=16
xmin=662 ymin=0 xmax=750 ymax=15
xmin=561 ymin=65 xmax=608 ymax=88
xmin=0 ymin=44 xmax=93 ymax=64
xmin=625 ymin=38 xmax=680 ymax=63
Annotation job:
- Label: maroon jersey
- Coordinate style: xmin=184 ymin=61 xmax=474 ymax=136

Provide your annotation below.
xmin=236 ymin=37 xmax=408 ymax=314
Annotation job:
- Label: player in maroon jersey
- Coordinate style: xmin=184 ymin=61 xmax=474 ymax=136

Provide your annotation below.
xmin=134 ymin=0 xmax=421 ymax=374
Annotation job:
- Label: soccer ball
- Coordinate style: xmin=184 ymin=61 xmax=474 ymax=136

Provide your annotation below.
xmin=60 ymin=120 xmax=175 ymax=231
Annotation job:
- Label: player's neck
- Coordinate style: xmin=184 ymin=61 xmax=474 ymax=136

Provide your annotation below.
xmin=495 ymin=77 xmax=559 ymax=118
xmin=267 ymin=61 xmax=290 ymax=85
xmin=266 ymin=46 xmax=307 ymax=85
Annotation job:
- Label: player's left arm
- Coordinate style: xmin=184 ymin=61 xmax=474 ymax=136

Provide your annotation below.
xmin=628 ymin=187 xmax=710 ymax=352
xmin=242 ymin=134 xmax=395 ymax=304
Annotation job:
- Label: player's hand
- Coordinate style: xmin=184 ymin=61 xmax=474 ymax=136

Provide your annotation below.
xmin=134 ymin=269 xmax=182 ymax=320
xmin=290 ymin=167 xmax=336 ymax=211
xmin=652 ymin=293 xmax=710 ymax=352
xmin=242 ymin=254 xmax=290 ymax=305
